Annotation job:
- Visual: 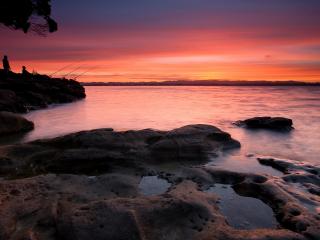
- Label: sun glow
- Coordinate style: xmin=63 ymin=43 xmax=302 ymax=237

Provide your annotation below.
xmin=1 ymin=1 xmax=320 ymax=82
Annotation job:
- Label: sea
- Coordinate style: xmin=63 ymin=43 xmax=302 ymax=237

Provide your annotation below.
xmin=2 ymin=86 xmax=320 ymax=174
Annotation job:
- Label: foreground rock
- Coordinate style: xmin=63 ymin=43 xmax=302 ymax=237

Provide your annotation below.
xmin=257 ymin=156 xmax=320 ymax=196
xmin=0 ymin=126 xmax=319 ymax=239
xmin=0 ymin=69 xmax=86 ymax=113
xmin=0 ymin=170 xmax=308 ymax=240
xmin=0 ymin=166 xmax=316 ymax=239
xmin=0 ymin=124 xmax=240 ymax=177
xmin=235 ymin=117 xmax=293 ymax=131
xmin=0 ymin=111 xmax=34 ymax=136
xmin=257 ymin=157 xmax=320 ymax=176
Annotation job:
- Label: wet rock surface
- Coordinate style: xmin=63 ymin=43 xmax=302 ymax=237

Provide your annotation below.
xmin=0 ymin=111 xmax=34 ymax=136
xmin=0 ymin=70 xmax=85 ymax=113
xmin=0 ymin=125 xmax=319 ymax=239
xmin=257 ymin=156 xmax=320 ymax=216
xmin=0 ymin=124 xmax=240 ymax=177
xmin=0 ymin=173 xmax=304 ymax=240
xmin=257 ymin=157 xmax=320 ymax=176
xmin=235 ymin=117 xmax=293 ymax=131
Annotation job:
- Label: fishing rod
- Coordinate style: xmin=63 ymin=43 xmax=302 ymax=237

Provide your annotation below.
xmin=73 ymin=65 xmax=99 ymax=80
xmin=62 ymin=65 xmax=85 ymax=78
xmin=49 ymin=63 xmax=75 ymax=77
xmin=49 ymin=59 xmax=86 ymax=77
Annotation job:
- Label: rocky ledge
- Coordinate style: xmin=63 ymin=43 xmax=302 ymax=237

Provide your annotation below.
xmin=0 ymin=124 xmax=240 ymax=176
xmin=0 ymin=111 xmax=34 ymax=136
xmin=235 ymin=117 xmax=293 ymax=131
xmin=0 ymin=70 xmax=86 ymax=113
xmin=0 ymin=125 xmax=319 ymax=240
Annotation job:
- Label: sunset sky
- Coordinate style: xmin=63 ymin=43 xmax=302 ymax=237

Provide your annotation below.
xmin=1 ymin=0 xmax=320 ymax=82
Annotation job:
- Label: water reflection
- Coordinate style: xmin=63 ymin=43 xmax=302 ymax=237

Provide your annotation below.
xmin=139 ymin=176 xmax=171 ymax=196
xmin=1 ymin=86 xmax=319 ymax=167
xmin=205 ymin=184 xmax=278 ymax=229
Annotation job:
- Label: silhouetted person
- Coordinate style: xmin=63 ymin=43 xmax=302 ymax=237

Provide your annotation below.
xmin=2 ymin=55 xmax=11 ymax=73
xmin=22 ymin=66 xmax=30 ymax=76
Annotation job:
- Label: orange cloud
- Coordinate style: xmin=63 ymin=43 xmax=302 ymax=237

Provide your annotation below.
xmin=1 ymin=25 xmax=320 ymax=82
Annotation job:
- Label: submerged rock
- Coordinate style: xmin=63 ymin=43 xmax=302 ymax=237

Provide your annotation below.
xmin=0 ymin=69 xmax=85 ymax=113
xmin=235 ymin=117 xmax=293 ymax=131
xmin=0 ymin=111 xmax=34 ymax=135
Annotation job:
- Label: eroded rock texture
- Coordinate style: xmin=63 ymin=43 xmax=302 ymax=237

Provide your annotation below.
xmin=0 ymin=173 xmax=305 ymax=240
xmin=0 ymin=125 xmax=319 ymax=240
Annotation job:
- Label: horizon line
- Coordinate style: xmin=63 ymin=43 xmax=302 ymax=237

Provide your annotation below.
xmin=81 ymin=79 xmax=320 ymax=86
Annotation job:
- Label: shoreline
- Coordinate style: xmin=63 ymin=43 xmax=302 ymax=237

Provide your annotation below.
xmin=0 ymin=69 xmax=85 ymax=114
xmin=0 ymin=69 xmax=86 ymax=139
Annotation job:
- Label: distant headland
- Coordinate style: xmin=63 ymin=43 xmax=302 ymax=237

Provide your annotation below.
xmin=82 ymin=80 xmax=320 ymax=87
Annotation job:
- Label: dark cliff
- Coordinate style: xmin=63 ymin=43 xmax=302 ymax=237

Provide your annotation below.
xmin=0 ymin=70 xmax=86 ymax=113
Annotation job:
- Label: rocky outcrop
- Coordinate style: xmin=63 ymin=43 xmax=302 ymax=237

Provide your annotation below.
xmin=0 ymin=69 xmax=86 ymax=113
xmin=257 ymin=157 xmax=320 ymax=176
xmin=0 ymin=124 xmax=240 ymax=177
xmin=0 ymin=126 xmax=319 ymax=239
xmin=257 ymin=156 xmax=320 ymax=197
xmin=235 ymin=117 xmax=293 ymax=131
xmin=0 ymin=171 xmax=306 ymax=240
xmin=0 ymin=111 xmax=34 ymax=135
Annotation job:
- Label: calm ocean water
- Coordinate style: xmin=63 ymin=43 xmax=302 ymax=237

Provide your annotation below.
xmin=3 ymin=86 xmax=320 ymax=172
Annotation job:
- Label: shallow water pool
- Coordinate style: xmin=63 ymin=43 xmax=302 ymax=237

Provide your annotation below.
xmin=205 ymin=184 xmax=278 ymax=229
xmin=138 ymin=176 xmax=171 ymax=196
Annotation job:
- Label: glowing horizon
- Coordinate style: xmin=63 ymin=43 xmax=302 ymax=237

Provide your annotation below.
xmin=1 ymin=0 xmax=320 ymax=82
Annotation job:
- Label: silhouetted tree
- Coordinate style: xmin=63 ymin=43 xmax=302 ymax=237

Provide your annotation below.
xmin=0 ymin=0 xmax=57 ymax=35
